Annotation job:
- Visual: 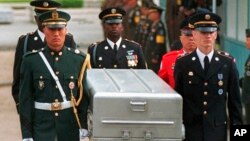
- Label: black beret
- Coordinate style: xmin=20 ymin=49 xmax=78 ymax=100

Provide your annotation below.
xmin=39 ymin=10 xmax=70 ymax=29
xmin=189 ymin=12 xmax=222 ymax=32
xmin=246 ymin=29 xmax=250 ymax=37
xmin=99 ymin=7 xmax=126 ymax=24
xmin=30 ymin=0 xmax=61 ymax=14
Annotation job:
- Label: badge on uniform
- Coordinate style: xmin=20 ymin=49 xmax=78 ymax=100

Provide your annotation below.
xmin=38 ymin=80 xmax=45 ymax=90
xmin=218 ymin=89 xmax=223 ymax=95
xmin=188 ymin=71 xmax=194 ymax=76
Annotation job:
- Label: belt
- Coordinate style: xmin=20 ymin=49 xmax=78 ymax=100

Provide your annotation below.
xmin=34 ymin=101 xmax=72 ymax=111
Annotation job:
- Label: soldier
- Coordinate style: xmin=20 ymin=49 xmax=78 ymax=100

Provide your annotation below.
xmin=19 ymin=10 xmax=90 ymax=141
xmin=174 ymin=12 xmax=243 ymax=141
xmin=242 ymin=28 xmax=250 ymax=125
xmin=158 ymin=17 xmax=196 ymax=88
xmin=144 ymin=5 xmax=167 ymax=73
xmin=12 ymin=0 xmax=77 ymax=113
xmin=133 ymin=1 xmax=152 ymax=49
xmin=88 ymin=7 xmax=146 ymax=69
xmin=123 ymin=0 xmax=140 ymax=40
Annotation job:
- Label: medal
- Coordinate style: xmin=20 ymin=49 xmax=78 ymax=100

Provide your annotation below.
xmin=218 ymin=74 xmax=223 ymax=86
xmin=218 ymin=80 xmax=223 ymax=86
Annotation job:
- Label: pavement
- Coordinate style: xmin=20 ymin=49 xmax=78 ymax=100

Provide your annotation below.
xmin=0 ymin=6 xmax=102 ymax=140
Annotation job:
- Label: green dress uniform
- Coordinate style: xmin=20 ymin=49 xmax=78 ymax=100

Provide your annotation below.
xmin=12 ymin=0 xmax=77 ymax=113
xmin=19 ymin=46 xmax=89 ymax=141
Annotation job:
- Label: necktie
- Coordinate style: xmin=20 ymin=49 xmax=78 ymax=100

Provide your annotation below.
xmin=204 ymin=56 xmax=209 ymax=74
xmin=113 ymin=44 xmax=117 ymax=55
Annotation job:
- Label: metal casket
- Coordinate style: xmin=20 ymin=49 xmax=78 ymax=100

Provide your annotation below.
xmin=87 ymin=69 xmax=183 ymax=141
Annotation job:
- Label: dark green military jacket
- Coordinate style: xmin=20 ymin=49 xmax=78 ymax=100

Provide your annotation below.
xmin=12 ymin=30 xmax=77 ymax=113
xmin=19 ymin=46 xmax=89 ymax=141
xmin=242 ymin=55 xmax=250 ymax=104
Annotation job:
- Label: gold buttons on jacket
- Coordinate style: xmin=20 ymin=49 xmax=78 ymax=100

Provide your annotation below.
xmin=114 ymin=65 xmax=117 ymax=68
xmin=55 ymin=112 xmax=59 ymax=116
xmin=204 ymin=91 xmax=208 ymax=96
xmin=203 ymin=111 xmax=207 ymax=115
xmin=203 ymin=101 xmax=207 ymax=106
xmin=55 ymin=71 xmax=59 ymax=75
xmin=55 ymin=57 xmax=59 ymax=61
xmin=204 ymin=82 xmax=208 ymax=86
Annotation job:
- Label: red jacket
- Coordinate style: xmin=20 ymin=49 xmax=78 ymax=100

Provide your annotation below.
xmin=158 ymin=49 xmax=185 ymax=88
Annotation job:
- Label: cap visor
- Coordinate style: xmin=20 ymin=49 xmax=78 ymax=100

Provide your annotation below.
xmin=47 ymin=24 xmax=66 ymax=29
xmin=105 ymin=19 xmax=122 ymax=24
xmin=196 ymin=27 xmax=217 ymax=32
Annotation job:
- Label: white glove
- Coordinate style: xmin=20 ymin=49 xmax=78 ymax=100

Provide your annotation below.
xmin=79 ymin=128 xmax=89 ymax=139
xmin=182 ymin=123 xmax=185 ymax=140
xmin=22 ymin=138 xmax=33 ymax=141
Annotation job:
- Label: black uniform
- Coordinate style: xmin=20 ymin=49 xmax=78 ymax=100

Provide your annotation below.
xmin=12 ymin=30 xmax=77 ymax=112
xmin=144 ymin=20 xmax=166 ymax=73
xmin=242 ymin=55 xmax=250 ymax=124
xmin=88 ymin=39 xmax=146 ymax=69
xmin=174 ymin=50 xmax=243 ymax=141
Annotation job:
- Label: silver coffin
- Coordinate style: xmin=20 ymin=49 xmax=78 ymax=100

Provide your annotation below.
xmin=87 ymin=69 xmax=183 ymax=141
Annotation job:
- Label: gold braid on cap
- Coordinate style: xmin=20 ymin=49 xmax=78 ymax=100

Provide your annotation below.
xmin=34 ymin=7 xmax=57 ymax=10
xmin=103 ymin=13 xmax=122 ymax=19
xmin=194 ymin=21 xmax=217 ymax=26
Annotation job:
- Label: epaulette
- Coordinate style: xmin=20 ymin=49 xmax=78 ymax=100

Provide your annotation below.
xmin=66 ymin=32 xmax=73 ymax=36
xmin=124 ymin=39 xmax=141 ymax=46
xmin=89 ymin=42 xmax=100 ymax=48
xmin=23 ymin=48 xmax=40 ymax=57
xmin=217 ymin=50 xmax=233 ymax=59
xmin=67 ymin=48 xmax=86 ymax=57
xmin=217 ymin=50 xmax=236 ymax=62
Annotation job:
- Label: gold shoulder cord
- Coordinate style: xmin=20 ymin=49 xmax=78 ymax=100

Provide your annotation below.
xmin=71 ymin=54 xmax=91 ymax=129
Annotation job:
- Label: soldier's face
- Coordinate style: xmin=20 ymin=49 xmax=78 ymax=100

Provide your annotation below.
xmin=192 ymin=30 xmax=217 ymax=50
xmin=103 ymin=23 xmax=124 ymax=39
xmin=180 ymin=33 xmax=196 ymax=53
xmin=43 ymin=26 xmax=67 ymax=51
xmin=246 ymin=37 xmax=250 ymax=50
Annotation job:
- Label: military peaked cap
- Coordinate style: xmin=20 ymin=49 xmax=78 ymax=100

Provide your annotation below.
xmin=189 ymin=12 xmax=222 ymax=32
xmin=99 ymin=7 xmax=126 ymax=24
xmin=246 ymin=29 xmax=250 ymax=37
xmin=148 ymin=5 xmax=164 ymax=14
xmin=180 ymin=17 xmax=192 ymax=36
xmin=30 ymin=0 xmax=61 ymax=14
xmin=39 ymin=10 xmax=70 ymax=29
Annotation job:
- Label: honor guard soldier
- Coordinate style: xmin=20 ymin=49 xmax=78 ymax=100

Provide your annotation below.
xmin=133 ymin=1 xmax=152 ymax=49
xmin=144 ymin=5 xmax=167 ymax=73
xmin=88 ymin=7 xmax=147 ymax=69
xmin=158 ymin=17 xmax=196 ymax=88
xmin=12 ymin=0 xmax=77 ymax=113
xmin=19 ymin=10 xmax=90 ymax=141
xmin=242 ymin=28 xmax=250 ymax=125
xmin=174 ymin=12 xmax=243 ymax=141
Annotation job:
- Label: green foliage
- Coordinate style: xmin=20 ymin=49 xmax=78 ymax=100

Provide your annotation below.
xmin=0 ymin=0 xmax=83 ymax=8
xmin=57 ymin=0 xmax=83 ymax=8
